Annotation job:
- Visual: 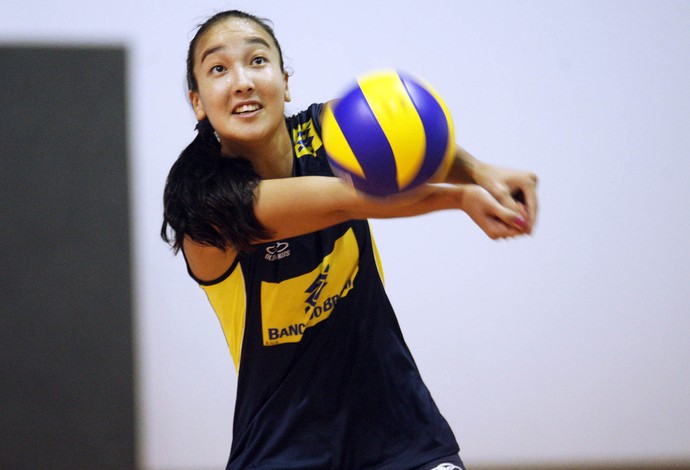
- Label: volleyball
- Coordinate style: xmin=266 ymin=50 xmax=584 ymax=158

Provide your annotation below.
xmin=321 ymin=69 xmax=455 ymax=196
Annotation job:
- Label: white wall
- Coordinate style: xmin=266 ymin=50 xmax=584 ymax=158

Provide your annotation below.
xmin=3 ymin=1 xmax=689 ymax=468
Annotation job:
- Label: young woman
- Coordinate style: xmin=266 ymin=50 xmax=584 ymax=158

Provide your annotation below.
xmin=162 ymin=10 xmax=538 ymax=470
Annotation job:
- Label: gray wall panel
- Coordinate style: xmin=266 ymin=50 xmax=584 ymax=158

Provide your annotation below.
xmin=0 ymin=46 xmax=135 ymax=470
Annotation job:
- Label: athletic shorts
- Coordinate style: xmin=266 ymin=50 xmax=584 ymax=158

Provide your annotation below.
xmin=416 ymin=454 xmax=466 ymax=470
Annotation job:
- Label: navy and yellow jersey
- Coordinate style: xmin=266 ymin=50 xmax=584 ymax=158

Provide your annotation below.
xmin=192 ymin=103 xmax=459 ymax=469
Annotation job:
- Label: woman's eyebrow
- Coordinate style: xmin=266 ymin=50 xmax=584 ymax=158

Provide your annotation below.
xmin=245 ymin=36 xmax=272 ymax=49
xmin=200 ymin=45 xmax=225 ymax=63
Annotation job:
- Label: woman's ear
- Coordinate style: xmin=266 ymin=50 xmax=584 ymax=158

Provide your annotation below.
xmin=189 ymin=90 xmax=207 ymax=120
xmin=284 ymin=72 xmax=291 ymax=103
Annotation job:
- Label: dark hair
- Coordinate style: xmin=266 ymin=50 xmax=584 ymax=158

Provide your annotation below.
xmin=161 ymin=10 xmax=283 ymax=254
xmin=160 ymin=119 xmax=271 ymax=253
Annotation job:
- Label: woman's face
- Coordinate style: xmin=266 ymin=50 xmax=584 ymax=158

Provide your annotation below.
xmin=189 ymin=17 xmax=290 ymax=154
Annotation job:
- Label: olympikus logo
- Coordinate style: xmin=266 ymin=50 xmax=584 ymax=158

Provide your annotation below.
xmin=265 ymin=241 xmax=290 ymax=261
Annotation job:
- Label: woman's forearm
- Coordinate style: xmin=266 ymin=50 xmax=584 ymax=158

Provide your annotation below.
xmin=444 ymin=145 xmax=485 ymax=184
xmin=253 ymin=176 xmax=461 ymax=241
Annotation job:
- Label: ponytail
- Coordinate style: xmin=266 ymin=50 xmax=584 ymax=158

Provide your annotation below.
xmin=161 ymin=119 xmax=271 ymax=253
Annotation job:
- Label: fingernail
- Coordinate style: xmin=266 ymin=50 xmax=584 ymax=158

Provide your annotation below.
xmin=515 ymin=216 xmax=528 ymax=229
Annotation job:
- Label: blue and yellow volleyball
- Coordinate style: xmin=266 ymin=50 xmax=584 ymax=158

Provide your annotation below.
xmin=322 ymin=70 xmax=455 ymax=196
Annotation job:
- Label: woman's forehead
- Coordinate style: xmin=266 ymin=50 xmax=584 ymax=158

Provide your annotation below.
xmin=201 ymin=18 xmax=271 ymax=47
xmin=195 ymin=18 xmax=276 ymax=61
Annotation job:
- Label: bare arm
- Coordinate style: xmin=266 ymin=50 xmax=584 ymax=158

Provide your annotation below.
xmin=253 ymin=176 xmax=452 ymax=237
xmin=184 ymin=176 xmax=527 ymax=281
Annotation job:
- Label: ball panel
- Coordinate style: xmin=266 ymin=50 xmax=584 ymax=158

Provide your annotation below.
xmin=357 ymin=70 xmax=426 ymax=191
xmin=400 ymin=73 xmax=454 ymax=187
xmin=406 ymin=73 xmax=457 ymax=183
xmin=321 ymin=103 xmax=365 ymax=179
xmin=327 ymin=158 xmax=371 ymax=195
xmin=332 ymin=86 xmax=399 ymax=195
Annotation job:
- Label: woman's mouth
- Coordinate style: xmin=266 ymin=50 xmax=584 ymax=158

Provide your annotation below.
xmin=233 ymin=103 xmax=262 ymax=115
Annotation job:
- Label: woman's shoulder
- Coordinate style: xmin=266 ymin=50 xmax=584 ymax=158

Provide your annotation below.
xmin=286 ymin=103 xmax=333 ymax=177
xmin=285 ymin=103 xmax=324 ymax=134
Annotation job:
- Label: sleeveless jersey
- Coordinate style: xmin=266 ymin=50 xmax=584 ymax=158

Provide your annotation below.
xmin=193 ymin=103 xmax=459 ymax=469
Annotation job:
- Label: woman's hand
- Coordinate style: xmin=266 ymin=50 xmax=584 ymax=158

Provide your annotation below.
xmin=446 ymin=146 xmax=539 ymax=234
xmin=457 ymin=184 xmax=530 ymax=240
xmin=472 ymin=163 xmax=538 ymax=234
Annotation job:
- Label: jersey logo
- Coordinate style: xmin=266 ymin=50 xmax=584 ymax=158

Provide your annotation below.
xmin=291 ymin=117 xmax=323 ymax=158
xmin=265 ymin=241 xmax=290 ymax=261
xmin=261 ymin=228 xmax=359 ymax=346
xmin=305 ymin=265 xmax=329 ymax=313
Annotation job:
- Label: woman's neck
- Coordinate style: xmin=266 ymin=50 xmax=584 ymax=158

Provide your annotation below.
xmin=220 ymin=122 xmax=293 ymax=179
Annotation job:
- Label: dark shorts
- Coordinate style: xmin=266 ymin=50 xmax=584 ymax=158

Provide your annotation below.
xmin=416 ymin=454 xmax=466 ymax=470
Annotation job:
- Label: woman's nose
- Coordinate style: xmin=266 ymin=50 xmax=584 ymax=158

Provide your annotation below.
xmin=233 ymin=67 xmax=254 ymax=93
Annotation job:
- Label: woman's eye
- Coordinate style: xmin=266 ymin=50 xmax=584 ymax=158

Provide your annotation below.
xmin=252 ymin=56 xmax=266 ymax=65
xmin=211 ymin=65 xmax=225 ymax=73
